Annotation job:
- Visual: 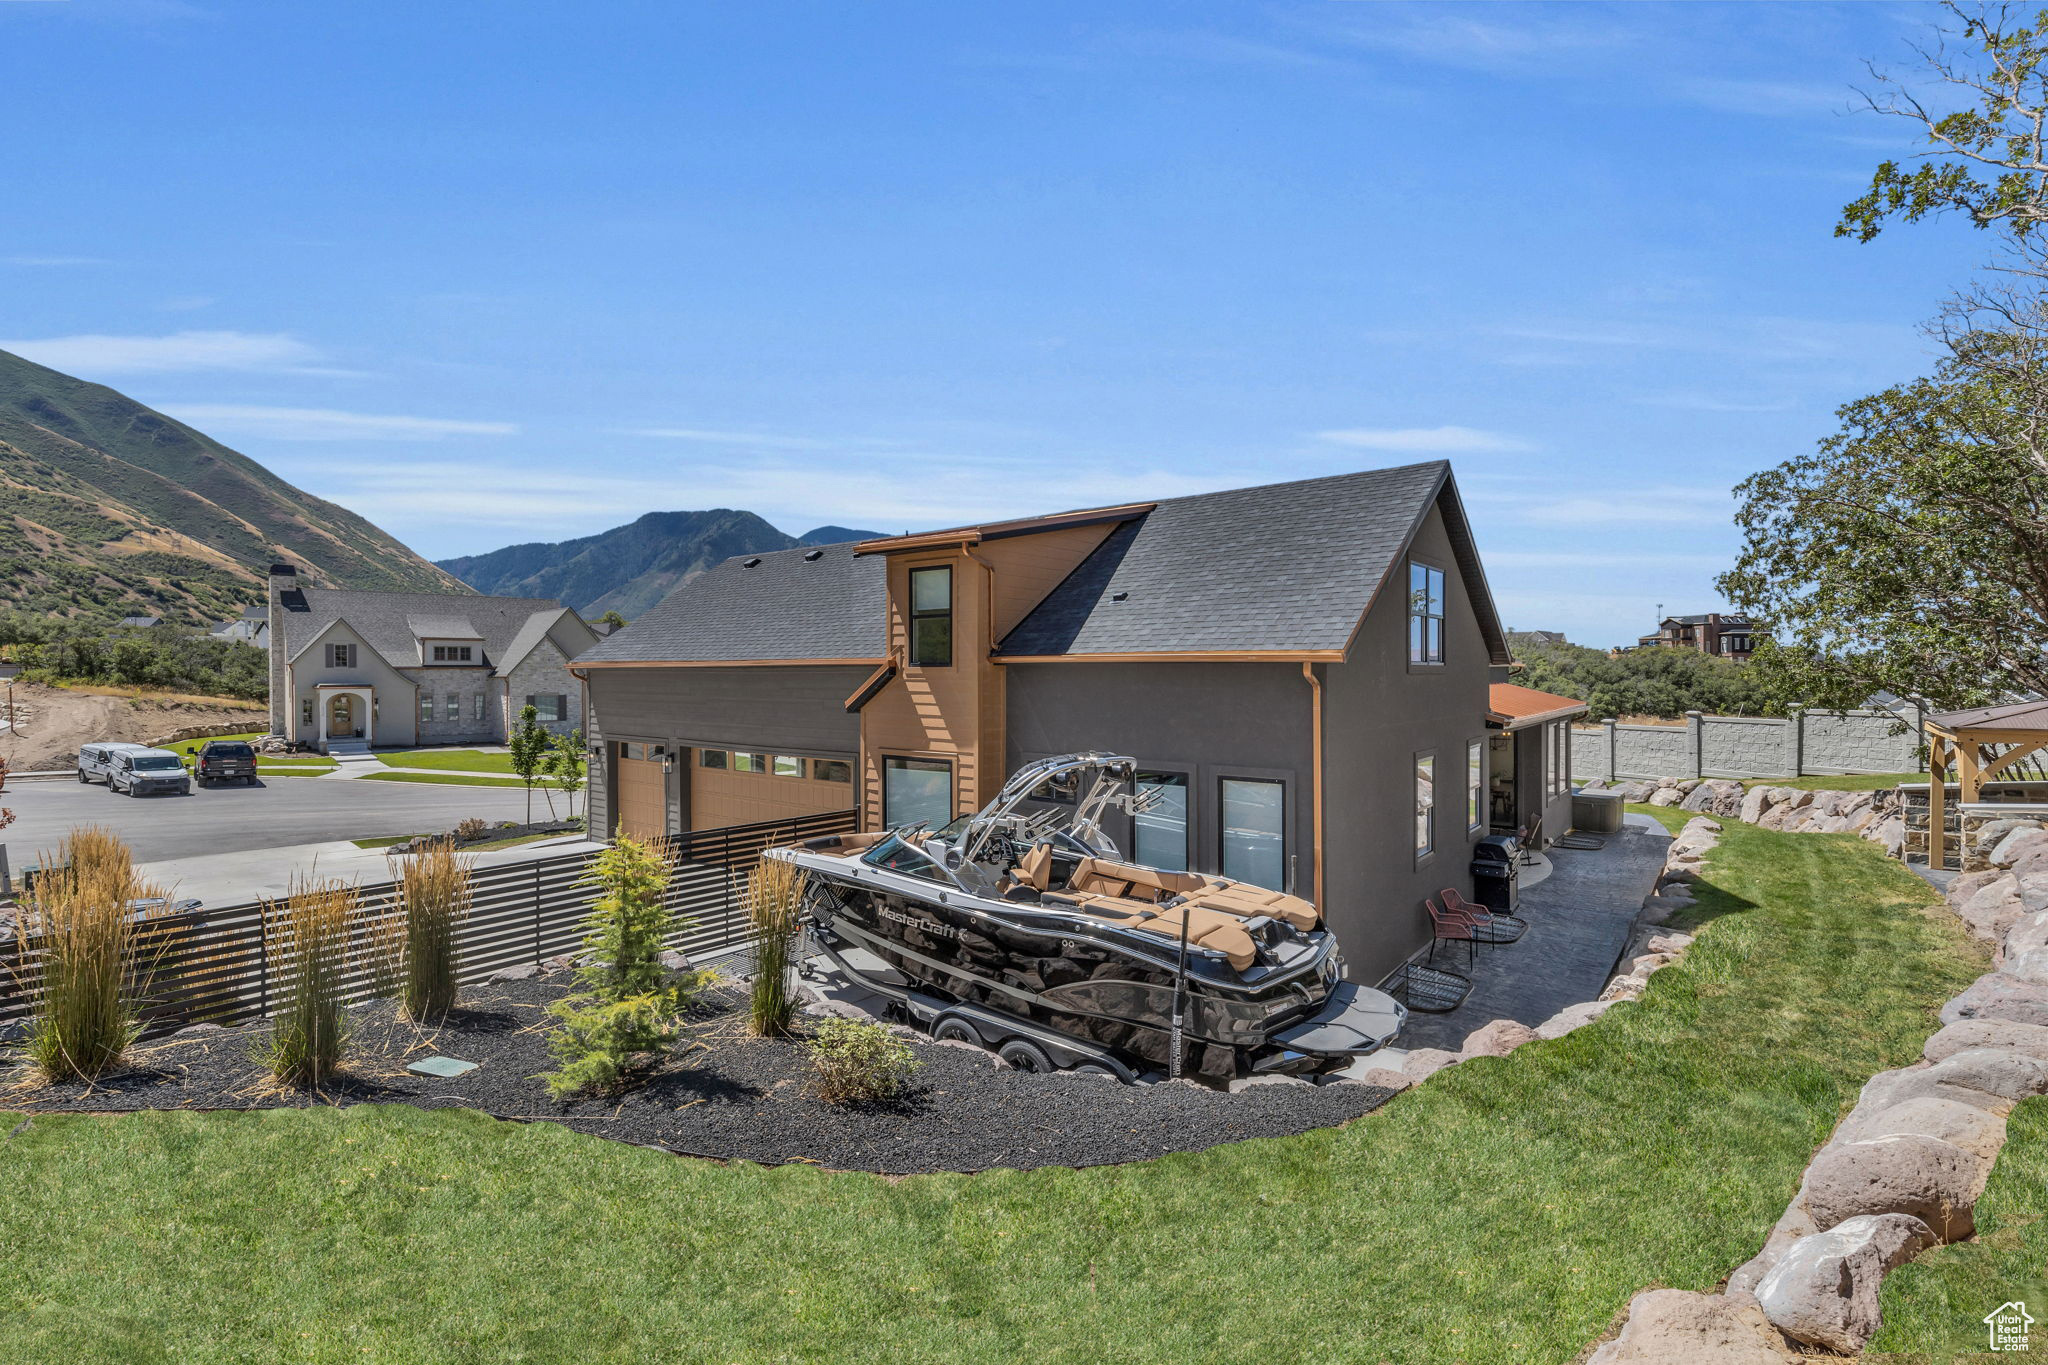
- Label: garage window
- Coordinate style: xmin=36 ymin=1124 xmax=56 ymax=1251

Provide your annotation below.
xmin=699 ymin=749 xmax=727 ymax=769
xmin=773 ymin=755 xmax=805 ymax=778
xmin=814 ymin=760 xmax=852 ymax=783
xmin=733 ymin=753 xmax=768 ymax=773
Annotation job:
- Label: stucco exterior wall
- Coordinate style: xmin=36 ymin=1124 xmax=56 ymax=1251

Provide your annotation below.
xmin=283 ymin=622 xmax=417 ymax=747
xmin=1572 ymin=707 xmax=1926 ymax=781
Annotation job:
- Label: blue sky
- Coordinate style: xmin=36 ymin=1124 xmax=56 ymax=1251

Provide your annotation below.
xmin=0 ymin=1 xmax=1973 ymax=645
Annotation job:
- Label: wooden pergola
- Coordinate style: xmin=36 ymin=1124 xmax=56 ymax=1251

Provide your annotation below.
xmin=1924 ymin=699 xmax=2048 ymax=867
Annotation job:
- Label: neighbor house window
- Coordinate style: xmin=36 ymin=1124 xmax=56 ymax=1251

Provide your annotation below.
xmin=908 ymin=566 xmax=952 ymax=667
xmin=327 ymin=642 xmax=354 ymax=669
xmin=525 ymin=694 xmax=566 ymax=723
xmin=699 ymin=749 xmax=727 ymax=769
xmin=883 ymin=756 xmax=953 ymax=829
xmin=418 ymin=694 xmax=433 ymax=725
xmin=300 ymin=698 xmax=314 ymax=727
xmin=432 ymin=645 xmax=474 ymax=663
xmin=1408 ymin=562 xmax=1445 ymax=665
xmin=472 ymin=693 xmax=485 ymax=722
xmin=1415 ymin=752 xmax=1436 ymax=859
xmin=773 ymin=755 xmax=805 ymax=778
xmin=1133 ymin=771 xmax=1190 ymax=872
xmin=814 ymin=759 xmax=852 ymax=783
xmin=443 ymin=693 xmax=458 ymax=722
xmin=1220 ymin=777 xmax=1285 ymax=889
xmin=1467 ymin=739 xmax=1484 ymax=832
xmin=732 ymin=752 xmax=767 ymax=773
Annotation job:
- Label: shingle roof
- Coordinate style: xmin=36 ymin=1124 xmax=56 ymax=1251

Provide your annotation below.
xmin=576 ymin=541 xmax=887 ymax=664
xmin=1487 ymin=683 xmax=1588 ymax=730
xmin=1929 ymin=698 xmax=2048 ymax=732
xmin=406 ymin=614 xmax=483 ymax=640
xmin=277 ymin=588 xmax=586 ymax=673
xmin=997 ymin=462 xmax=1507 ymax=660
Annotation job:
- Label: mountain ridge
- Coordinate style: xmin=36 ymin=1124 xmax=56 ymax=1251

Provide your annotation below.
xmin=437 ymin=510 xmax=883 ymax=618
xmin=0 ymin=347 xmax=464 ymax=624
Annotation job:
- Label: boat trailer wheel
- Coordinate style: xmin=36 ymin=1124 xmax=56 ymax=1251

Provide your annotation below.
xmin=932 ymin=1016 xmax=981 ymax=1046
xmin=996 ymin=1038 xmax=1056 ymax=1073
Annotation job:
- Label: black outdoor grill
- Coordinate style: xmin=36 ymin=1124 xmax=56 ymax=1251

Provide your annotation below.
xmin=1471 ymin=833 xmax=1521 ymax=914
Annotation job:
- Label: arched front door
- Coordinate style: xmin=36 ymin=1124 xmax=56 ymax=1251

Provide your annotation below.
xmin=328 ymin=692 xmax=360 ymax=739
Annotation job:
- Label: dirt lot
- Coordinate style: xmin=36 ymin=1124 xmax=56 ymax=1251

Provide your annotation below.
xmin=0 ymin=681 xmax=264 ymax=773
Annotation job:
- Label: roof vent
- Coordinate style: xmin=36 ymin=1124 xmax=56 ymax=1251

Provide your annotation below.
xmin=742 ymin=557 xmax=762 ymax=568
xmin=803 ymin=549 xmax=823 ymax=561
xmin=1111 ymin=591 xmax=1129 ymax=602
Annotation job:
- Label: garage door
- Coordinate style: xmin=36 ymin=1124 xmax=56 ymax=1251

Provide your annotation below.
xmin=614 ymin=743 xmax=668 ymax=841
xmin=690 ymin=749 xmax=857 ymax=830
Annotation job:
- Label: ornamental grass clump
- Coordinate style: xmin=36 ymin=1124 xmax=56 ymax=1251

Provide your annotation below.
xmin=745 ymin=856 xmax=806 ymax=1037
xmin=398 ymin=839 xmax=471 ymax=1020
xmin=540 ymin=836 xmax=708 ymax=1098
xmin=16 ymin=827 xmax=154 ymax=1081
xmin=804 ymin=1017 xmax=921 ymax=1105
xmin=261 ymin=878 xmax=356 ymax=1087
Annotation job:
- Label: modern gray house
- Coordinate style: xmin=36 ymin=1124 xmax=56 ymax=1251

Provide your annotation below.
xmin=574 ymin=461 xmax=1582 ymax=985
xmin=265 ymin=563 xmax=597 ymax=753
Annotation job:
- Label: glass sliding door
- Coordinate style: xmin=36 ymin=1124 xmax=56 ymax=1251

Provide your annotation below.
xmin=1132 ymin=771 xmax=1190 ymax=871
xmin=1220 ymin=777 xmax=1285 ymax=890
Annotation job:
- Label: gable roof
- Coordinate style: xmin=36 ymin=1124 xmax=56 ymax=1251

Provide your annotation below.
xmin=576 ymin=540 xmax=887 ymax=665
xmin=996 ymin=462 xmax=1509 ymax=662
xmin=276 ymin=587 xmax=588 ymax=674
xmin=1928 ymin=698 xmax=2048 ymax=733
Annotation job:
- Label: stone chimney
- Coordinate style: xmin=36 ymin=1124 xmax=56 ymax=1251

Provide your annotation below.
xmin=267 ymin=563 xmax=297 ymax=736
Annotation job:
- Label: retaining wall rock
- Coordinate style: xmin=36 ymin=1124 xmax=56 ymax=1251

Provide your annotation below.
xmin=1802 ymin=1133 xmax=1981 ymax=1242
xmin=1585 ymin=1290 xmax=1799 ymax=1365
xmin=1753 ymin=1213 xmax=1938 ymax=1354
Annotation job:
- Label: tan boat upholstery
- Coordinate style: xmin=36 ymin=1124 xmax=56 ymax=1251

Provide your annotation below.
xmin=802 ymin=830 xmax=892 ymax=858
xmin=1069 ymin=857 xmax=1209 ymax=903
xmin=1014 ymin=842 xmax=1055 ymax=891
xmin=1040 ymin=892 xmax=1257 ymax=970
xmin=1187 ymin=881 xmax=1320 ymax=931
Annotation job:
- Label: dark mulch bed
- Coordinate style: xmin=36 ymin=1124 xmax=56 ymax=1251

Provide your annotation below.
xmin=0 ymin=973 xmax=1395 ymax=1174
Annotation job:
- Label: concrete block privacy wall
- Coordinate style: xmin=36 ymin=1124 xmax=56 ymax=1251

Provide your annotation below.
xmin=1572 ymin=707 xmax=1926 ymax=782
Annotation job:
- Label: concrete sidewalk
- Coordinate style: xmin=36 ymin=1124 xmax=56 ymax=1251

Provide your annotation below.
xmin=138 ymin=835 xmax=606 ymax=906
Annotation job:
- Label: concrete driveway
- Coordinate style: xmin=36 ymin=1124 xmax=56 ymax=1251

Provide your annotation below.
xmin=0 ymin=774 xmax=545 ymax=868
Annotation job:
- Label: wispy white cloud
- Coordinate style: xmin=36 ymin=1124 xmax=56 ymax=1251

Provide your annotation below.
xmin=1314 ymin=425 xmax=1531 ymax=453
xmin=0 ymin=330 xmax=353 ymax=376
xmin=617 ymin=427 xmax=839 ymax=450
xmin=159 ymin=405 xmax=517 ymax=441
xmin=1321 ymin=10 xmax=1637 ymax=73
xmin=3 ymin=254 xmax=110 ymax=267
xmin=1494 ymin=486 xmax=1733 ymax=528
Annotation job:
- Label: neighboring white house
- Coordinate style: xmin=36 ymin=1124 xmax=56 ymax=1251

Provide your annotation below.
xmin=208 ymin=605 xmax=270 ymax=648
xmin=264 ymin=563 xmax=596 ymax=753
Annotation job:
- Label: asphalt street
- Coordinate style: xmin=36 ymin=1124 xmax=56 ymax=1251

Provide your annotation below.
xmin=0 ymin=774 xmax=536 ymax=868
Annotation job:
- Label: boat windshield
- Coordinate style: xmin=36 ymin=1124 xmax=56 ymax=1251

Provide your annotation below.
xmin=859 ymin=833 xmax=954 ymax=884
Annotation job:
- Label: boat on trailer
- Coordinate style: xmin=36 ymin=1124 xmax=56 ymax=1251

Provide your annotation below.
xmin=765 ymin=752 xmax=1404 ymax=1082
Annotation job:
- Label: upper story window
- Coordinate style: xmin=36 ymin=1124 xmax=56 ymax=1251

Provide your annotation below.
xmin=908 ymin=566 xmax=953 ymax=668
xmin=327 ymin=642 xmax=355 ymax=669
xmin=431 ymin=644 xmax=474 ymax=663
xmin=1408 ymin=562 xmax=1445 ymax=665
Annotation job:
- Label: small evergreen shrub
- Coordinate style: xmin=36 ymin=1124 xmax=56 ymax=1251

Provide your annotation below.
xmin=805 ymin=1018 xmax=921 ymax=1104
xmin=539 ymin=837 xmax=707 ymax=1098
xmin=745 ymin=856 xmax=806 ymax=1037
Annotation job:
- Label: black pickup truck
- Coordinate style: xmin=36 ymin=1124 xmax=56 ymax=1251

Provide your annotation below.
xmin=193 ymin=739 xmax=259 ymax=786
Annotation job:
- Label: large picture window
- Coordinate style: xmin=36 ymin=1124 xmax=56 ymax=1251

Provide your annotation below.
xmin=1220 ymin=777 xmax=1285 ymax=889
xmin=1415 ymin=751 xmax=1436 ymax=859
xmin=1467 ymin=738 xmax=1484 ymax=832
xmin=1408 ymin=562 xmax=1445 ymax=665
xmin=908 ymin=566 xmax=953 ymax=668
xmin=1133 ymin=771 xmax=1190 ymax=872
xmin=884 ymin=756 xmax=953 ymax=829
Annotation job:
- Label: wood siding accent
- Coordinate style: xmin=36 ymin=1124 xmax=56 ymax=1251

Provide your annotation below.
xmin=981 ymin=521 xmax=1120 ymax=639
xmin=689 ymin=758 xmax=857 ymax=830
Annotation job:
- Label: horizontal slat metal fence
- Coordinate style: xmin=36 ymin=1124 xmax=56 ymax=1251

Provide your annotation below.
xmin=0 ymin=809 xmax=854 ymax=1036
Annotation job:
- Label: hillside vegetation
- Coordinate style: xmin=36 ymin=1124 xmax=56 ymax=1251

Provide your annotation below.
xmin=1510 ymin=634 xmax=1780 ymax=718
xmin=438 ymin=511 xmax=879 ymax=617
xmin=0 ymin=347 xmax=462 ymax=625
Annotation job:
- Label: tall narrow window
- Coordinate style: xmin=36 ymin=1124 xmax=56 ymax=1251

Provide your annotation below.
xmin=1133 ymin=771 xmax=1190 ymax=872
xmin=1221 ymin=777 xmax=1285 ymax=889
xmin=300 ymin=698 xmax=314 ymax=727
xmin=883 ymin=756 xmax=953 ymax=829
xmin=1415 ymin=752 xmax=1436 ymax=859
xmin=908 ymin=566 xmax=952 ymax=667
xmin=418 ymin=694 xmax=433 ymax=725
xmin=328 ymin=642 xmax=354 ymax=669
xmin=472 ymin=692 xmax=485 ymax=722
xmin=1408 ymin=562 xmax=1445 ymax=664
xmin=1467 ymin=738 xmax=1484 ymax=832
xmin=443 ymin=693 xmax=459 ymax=722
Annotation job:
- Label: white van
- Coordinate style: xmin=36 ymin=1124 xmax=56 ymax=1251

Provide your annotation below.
xmin=78 ymin=741 xmax=151 ymax=786
xmin=107 ymin=747 xmax=193 ymax=797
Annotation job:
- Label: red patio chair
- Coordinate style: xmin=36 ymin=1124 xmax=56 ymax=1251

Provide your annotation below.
xmin=1426 ymin=896 xmax=1479 ymax=971
xmin=1441 ymin=887 xmax=1528 ymax=944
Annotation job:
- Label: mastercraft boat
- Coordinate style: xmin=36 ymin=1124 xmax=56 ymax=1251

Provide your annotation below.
xmin=766 ymin=752 xmax=1405 ymax=1082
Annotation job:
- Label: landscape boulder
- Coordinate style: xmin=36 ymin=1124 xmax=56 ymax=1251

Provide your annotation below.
xmin=1833 ymin=1096 xmax=2010 ymax=1163
xmin=1922 ymin=1017 xmax=2048 ymax=1065
xmin=2004 ymin=910 xmax=2048 ymax=961
xmin=1646 ymin=930 xmax=1695 ymax=955
xmin=1856 ymin=1052 xmax=2046 ymax=1115
xmin=1459 ymin=1019 xmax=1538 ymax=1059
xmin=1753 ymin=1213 xmax=1938 ymax=1354
xmin=1648 ymin=787 xmax=1684 ymax=807
xmin=1993 ymin=826 xmax=2048 ymax=869
xmin=1941 ymin=972 xmax=2048 ymax=1030
xmin=1739 ymin=787 xmax=1771 ymax=825
xmin=1955 ymin=874 xmax=2027 ymax=942
xmin=1802 ymin=1134 xmax=1981 ymax=1241
xmin=2005 ymin=946 xmax=2048 ymax=987
xmin=1349 ymin=1067 xmax=1413 ymax=1093
xmin=1401 ymin=1048 xmax=1461 ymax=1081
xmin=1585 ymin=1290 xmax=1800 ymax=1365
xmin=1534 ymin=999 xmax=1612 ymax=1041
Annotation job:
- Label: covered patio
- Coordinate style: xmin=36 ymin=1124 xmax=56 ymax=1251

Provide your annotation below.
xmin=1919 ymin=699 xmax=2048 ymax=870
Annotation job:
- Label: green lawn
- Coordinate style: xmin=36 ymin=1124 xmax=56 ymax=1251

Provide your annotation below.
xmin=0 ymin=820 xmax=1985 ymax=1363
xmin=1740 ymin=772 xmax=1923 ymax=791
xmin=375 ymin=748 xmax=516 ymax=774
xmin=356 ymin=771 xmax=530 ymax=789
